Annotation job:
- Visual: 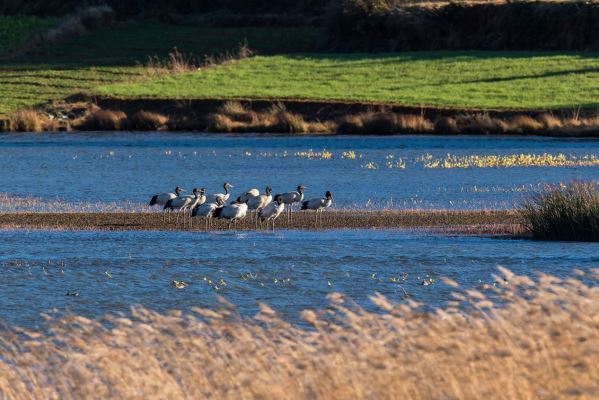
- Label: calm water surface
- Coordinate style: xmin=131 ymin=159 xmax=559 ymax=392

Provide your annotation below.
xmin=1 ymin=229 xmax=598 ymax=328
xmin=1 ymin=133 xmax=599 ymax=210
xmin=1 ymin=133 xmax=599 ymax=328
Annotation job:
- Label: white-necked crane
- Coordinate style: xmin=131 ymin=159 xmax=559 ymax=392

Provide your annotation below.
xmin=164 ymin=188 xmax=201 ymax=226
xmin=247 ymin=186 xmax=273 ymax=224
xmin=234 ymin=188 xmax=260 ymax=203
xmin=149 ymin=186 xmax=185 ymax=222
xmin=301 ymin=191 xmax=333 ymax=228
xmin=276 ymin=184 xmax=305 ymax=223
xmin=213 ymin=200 xmax=248 ymax=230
xmin=192 ymin=196 xmax=224 ymax=230
xmin=209 ymin=182 xmax=234 ymax=204
xmin=258 ymin=194 xmax=285 ymax=231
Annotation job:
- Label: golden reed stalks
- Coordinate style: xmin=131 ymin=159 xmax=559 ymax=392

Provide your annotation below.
xmin=0 ymin=268 xmax=598 ymax=399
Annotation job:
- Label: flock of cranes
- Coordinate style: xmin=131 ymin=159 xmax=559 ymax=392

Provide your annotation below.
xmin=148 ymin=182 xmax=333 ymax=230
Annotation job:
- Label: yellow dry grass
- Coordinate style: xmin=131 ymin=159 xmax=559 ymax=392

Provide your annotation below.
xmin=0 ymin=269 xmax=597 ymax=399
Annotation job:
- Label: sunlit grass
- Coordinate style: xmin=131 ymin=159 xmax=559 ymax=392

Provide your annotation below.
xmin=0 ymin=22 xmax=318 ymax=116
xmin=100 ymin=52 xmax=599 ymax=109
xmin=0 ymin=268 xmax=597 ymax=398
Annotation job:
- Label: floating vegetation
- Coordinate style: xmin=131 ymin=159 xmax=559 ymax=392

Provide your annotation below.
xmin=341 ymin=150 xmax=357 ymax=159
xmin=386 ymin=159 xmax=406 ymax=169
xmin=423 ymin=153 xmax=599 ymax=169
xmin=294 ymin=149 xmax=333 ymax=160
xmin=362 ymin=161 xmax=378 ymax=169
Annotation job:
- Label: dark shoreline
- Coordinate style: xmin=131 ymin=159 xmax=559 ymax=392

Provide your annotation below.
xmin=0 ymin=210 xmax=524 ymax=235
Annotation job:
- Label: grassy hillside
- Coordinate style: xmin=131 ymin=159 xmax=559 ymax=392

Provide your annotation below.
xmin=98 ymin=52 xmax=599 ymax=110
xmin=0 ymin=21 xmax=318 ymax=116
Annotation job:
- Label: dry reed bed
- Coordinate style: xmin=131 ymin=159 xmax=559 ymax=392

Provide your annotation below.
xmin=7 ymin=99 xmax=599 ymax=136
xmin=1 ymin=269 xmax=598 ymax=398
xmin=0 ymin=210 xmax=520 ymax=234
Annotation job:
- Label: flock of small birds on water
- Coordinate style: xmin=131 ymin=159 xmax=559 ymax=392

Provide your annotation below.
xmin=148 ymin=182 xmax=333 ymax=230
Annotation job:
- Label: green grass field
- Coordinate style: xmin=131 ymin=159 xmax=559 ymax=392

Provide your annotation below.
xmin=0 ymin=21 xmax=318 ymax=116
xmin=0 ymin=16 xmax=57 ymax=54
xmin=3 ymin=19 xmax=599 ymax=117
xmin=98 ymin=52 xmax=599 ymax=110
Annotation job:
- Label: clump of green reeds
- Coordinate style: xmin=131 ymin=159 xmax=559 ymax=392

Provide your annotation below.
xmin=0 ymin=268 xmax=598 ymax=398
xmin=520 ymin=181 xmax=599 ymax=241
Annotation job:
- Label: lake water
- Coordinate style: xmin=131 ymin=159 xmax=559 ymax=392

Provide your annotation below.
xmin=1 ymin=133 xmax=599 ymax=328
xmin=1 ymin=228 xmax=598 ymax=329
xmin=1 ymin=133 xmax=599 ymax=211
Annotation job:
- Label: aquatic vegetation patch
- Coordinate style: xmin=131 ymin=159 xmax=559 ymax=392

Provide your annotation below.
xmin=294 ymin=149 xmax=333 ymax=160
xmin=423 ymin=153 xmax=599 ymax=169
xmin=521 ymin=181 xmax=599 ymax=241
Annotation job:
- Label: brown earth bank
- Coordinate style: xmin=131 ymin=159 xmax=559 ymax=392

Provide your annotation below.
xmin=2 ymin=96 xmax=599 ymax=136
xmin=0 ymin=210 xmax=524 ymax=235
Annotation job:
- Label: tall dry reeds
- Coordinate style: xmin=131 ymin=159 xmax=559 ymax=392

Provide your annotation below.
xmin=144 ymin=41 xmax=255 ymax=76
xmin=207 ymin=101 xmax=325 ymax=134
xmin=128 ymin=110 xmax=169 ymax=130
xmin=74 ymin=109 xmax=127 ymax=131
xmin=520 ymin=181 xmax=599 ymax=241
xmin=0 ymin=269 xmax=598 ymax=398
xmin=7 ymin=109 xmax=43 ymax=132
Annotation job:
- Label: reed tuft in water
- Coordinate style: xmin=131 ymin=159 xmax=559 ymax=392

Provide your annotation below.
xmin=520 ymin=181 xmax=599 ymax=241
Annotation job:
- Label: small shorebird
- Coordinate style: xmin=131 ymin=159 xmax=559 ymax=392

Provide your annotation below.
xmin=258 ymin=194 xmax=285 ymax=231
xmin=301 ymin=191 xmax=333 ymax=228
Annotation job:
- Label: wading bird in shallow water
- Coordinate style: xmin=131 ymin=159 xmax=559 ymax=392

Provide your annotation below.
xmin=192 ymin=196 xmax=224 ymax=230
xmin=258 ymin=194 xmax=285 ymax=231
xmin=209 ymin=182 xmax=234 ymax=204
xmin=247 ymin=186 xmax=273 ymax=223
xmin=164 ymin=188 xmax=202 ymax=226
xmin=149 ymin=186 xmax=185 ymax=222
xmin=213 ymin=200 xmax=248 ymax=230
xmin=181 ymin=187 xmax=206 ymax=227
xmin=276 ymin=184 xmax=305 ymax=223
xmin=301 ymin=191 xmax=333 ymax=228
